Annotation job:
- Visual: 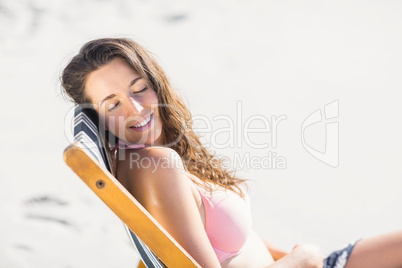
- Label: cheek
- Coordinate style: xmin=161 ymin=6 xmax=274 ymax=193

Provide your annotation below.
xmin=148 ymin=94 xmax=160 ymax=113
xmin=148 ymin=89 xmax=159 ymax=103
xmin=103 ymin=112 xmax=126 ymax=133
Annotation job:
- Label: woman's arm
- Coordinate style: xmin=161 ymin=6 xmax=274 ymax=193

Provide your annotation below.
xmin=263 ymin=240 xmax=289 ymax=261
xmin=266 ymin=244 xmax=324 ymax=268
xmin=118 ymin=147 xmax=221 ymax=268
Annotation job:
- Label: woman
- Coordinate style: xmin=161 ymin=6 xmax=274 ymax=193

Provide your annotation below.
xmin=61 ymin=38 xmax=402 ymax=268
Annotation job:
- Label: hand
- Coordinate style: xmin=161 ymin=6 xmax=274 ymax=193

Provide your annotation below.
xmin=290 ymin=244 xmax=324 ymax=268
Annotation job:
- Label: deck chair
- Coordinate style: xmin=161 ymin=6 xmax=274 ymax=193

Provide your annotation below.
xmin=63 ymin=105 xmax=200 ymax=268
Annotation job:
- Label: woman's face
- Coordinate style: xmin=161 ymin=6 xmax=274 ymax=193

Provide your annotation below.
xmin=85 ymin=57 xmax=164 ymax=146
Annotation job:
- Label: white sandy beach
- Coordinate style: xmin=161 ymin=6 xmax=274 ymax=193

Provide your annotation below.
xmin=1 ymin=0 xmax=402 ymax=267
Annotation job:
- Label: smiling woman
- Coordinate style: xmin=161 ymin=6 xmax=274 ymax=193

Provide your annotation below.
xmin=61 ymin=38 xmax=402 ymax=268
xmin=85 ymin=58 xmax=164 ymax=146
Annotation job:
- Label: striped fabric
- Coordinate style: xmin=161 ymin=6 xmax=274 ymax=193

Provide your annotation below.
xmin=73 ymin=105 xmax=166 ymax=268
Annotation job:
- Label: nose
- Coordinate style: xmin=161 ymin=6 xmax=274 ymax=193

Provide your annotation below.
xmin=124 ymin=97 xmax=144 ymax=117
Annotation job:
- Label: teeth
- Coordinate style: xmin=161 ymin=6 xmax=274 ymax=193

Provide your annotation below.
xmin=133 ymin=115 xmax=152 ymax=128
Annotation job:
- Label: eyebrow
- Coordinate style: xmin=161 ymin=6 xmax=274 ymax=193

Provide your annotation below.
xmin=99 ymin=77 xmax=142 ymax=105
xmin=129 ymin=77 xmax=142 ymax=87
xmin=100 ymin=94 xmax=116 ymax=106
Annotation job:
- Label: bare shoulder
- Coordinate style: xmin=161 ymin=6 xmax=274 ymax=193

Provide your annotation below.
xmin=117 ymin=146 xmax=184 ymax=176
xmin=117 ymin=147 xmax=220 ymax=267
xmin=138 ymin=146 xmax=183 ymax=168
xmin=116 ymin=147 xmax=189 ymax=207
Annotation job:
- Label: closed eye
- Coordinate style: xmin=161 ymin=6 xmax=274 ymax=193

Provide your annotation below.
xmin=108 ymin=101 xmax=120 ymax=112
xmin=134 ymin=87 xmax=148 ymax=94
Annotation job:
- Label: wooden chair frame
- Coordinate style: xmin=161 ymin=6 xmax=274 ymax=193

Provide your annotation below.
xmin=64 ymin=142 xmax=200 ymax=268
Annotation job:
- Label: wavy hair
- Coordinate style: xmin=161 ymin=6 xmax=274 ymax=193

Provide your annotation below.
xmin=61 ymin=38 xmax=246 ymax=196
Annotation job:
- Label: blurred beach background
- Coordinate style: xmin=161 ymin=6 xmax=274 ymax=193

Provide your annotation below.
xmin=1 ymin=0 xmax=401 ymax=267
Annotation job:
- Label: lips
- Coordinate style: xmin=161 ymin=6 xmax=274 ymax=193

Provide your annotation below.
xmin=130 ymin=114 xmax=152 ymax=128
xmin=128 ymin=114 xmax=153 ymax=131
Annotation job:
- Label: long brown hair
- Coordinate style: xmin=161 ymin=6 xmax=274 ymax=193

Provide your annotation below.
xmin=61 ymin=38 xmax=246 ymax=196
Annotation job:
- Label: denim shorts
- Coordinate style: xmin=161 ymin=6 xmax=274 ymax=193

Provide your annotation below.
xmin=323 ymin=240 xmax=360 ymax=268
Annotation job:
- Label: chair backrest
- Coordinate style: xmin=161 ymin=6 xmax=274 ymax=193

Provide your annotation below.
xmin=67 ymin=105 xmax=199 ymax=268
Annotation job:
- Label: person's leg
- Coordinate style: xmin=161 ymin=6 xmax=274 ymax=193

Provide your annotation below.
xmin=345 ymin=230 xmax=402 ymax=268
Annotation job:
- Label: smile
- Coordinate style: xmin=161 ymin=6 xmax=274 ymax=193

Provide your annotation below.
xmin=130 ymin=114 xmax=153 ymax=129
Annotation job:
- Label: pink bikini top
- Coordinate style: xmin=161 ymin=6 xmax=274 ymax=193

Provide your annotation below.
xmin=117 ymin=141 xmax=253 ymax=263
xmin=189 ymin=175 xmax=252 ymax=263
